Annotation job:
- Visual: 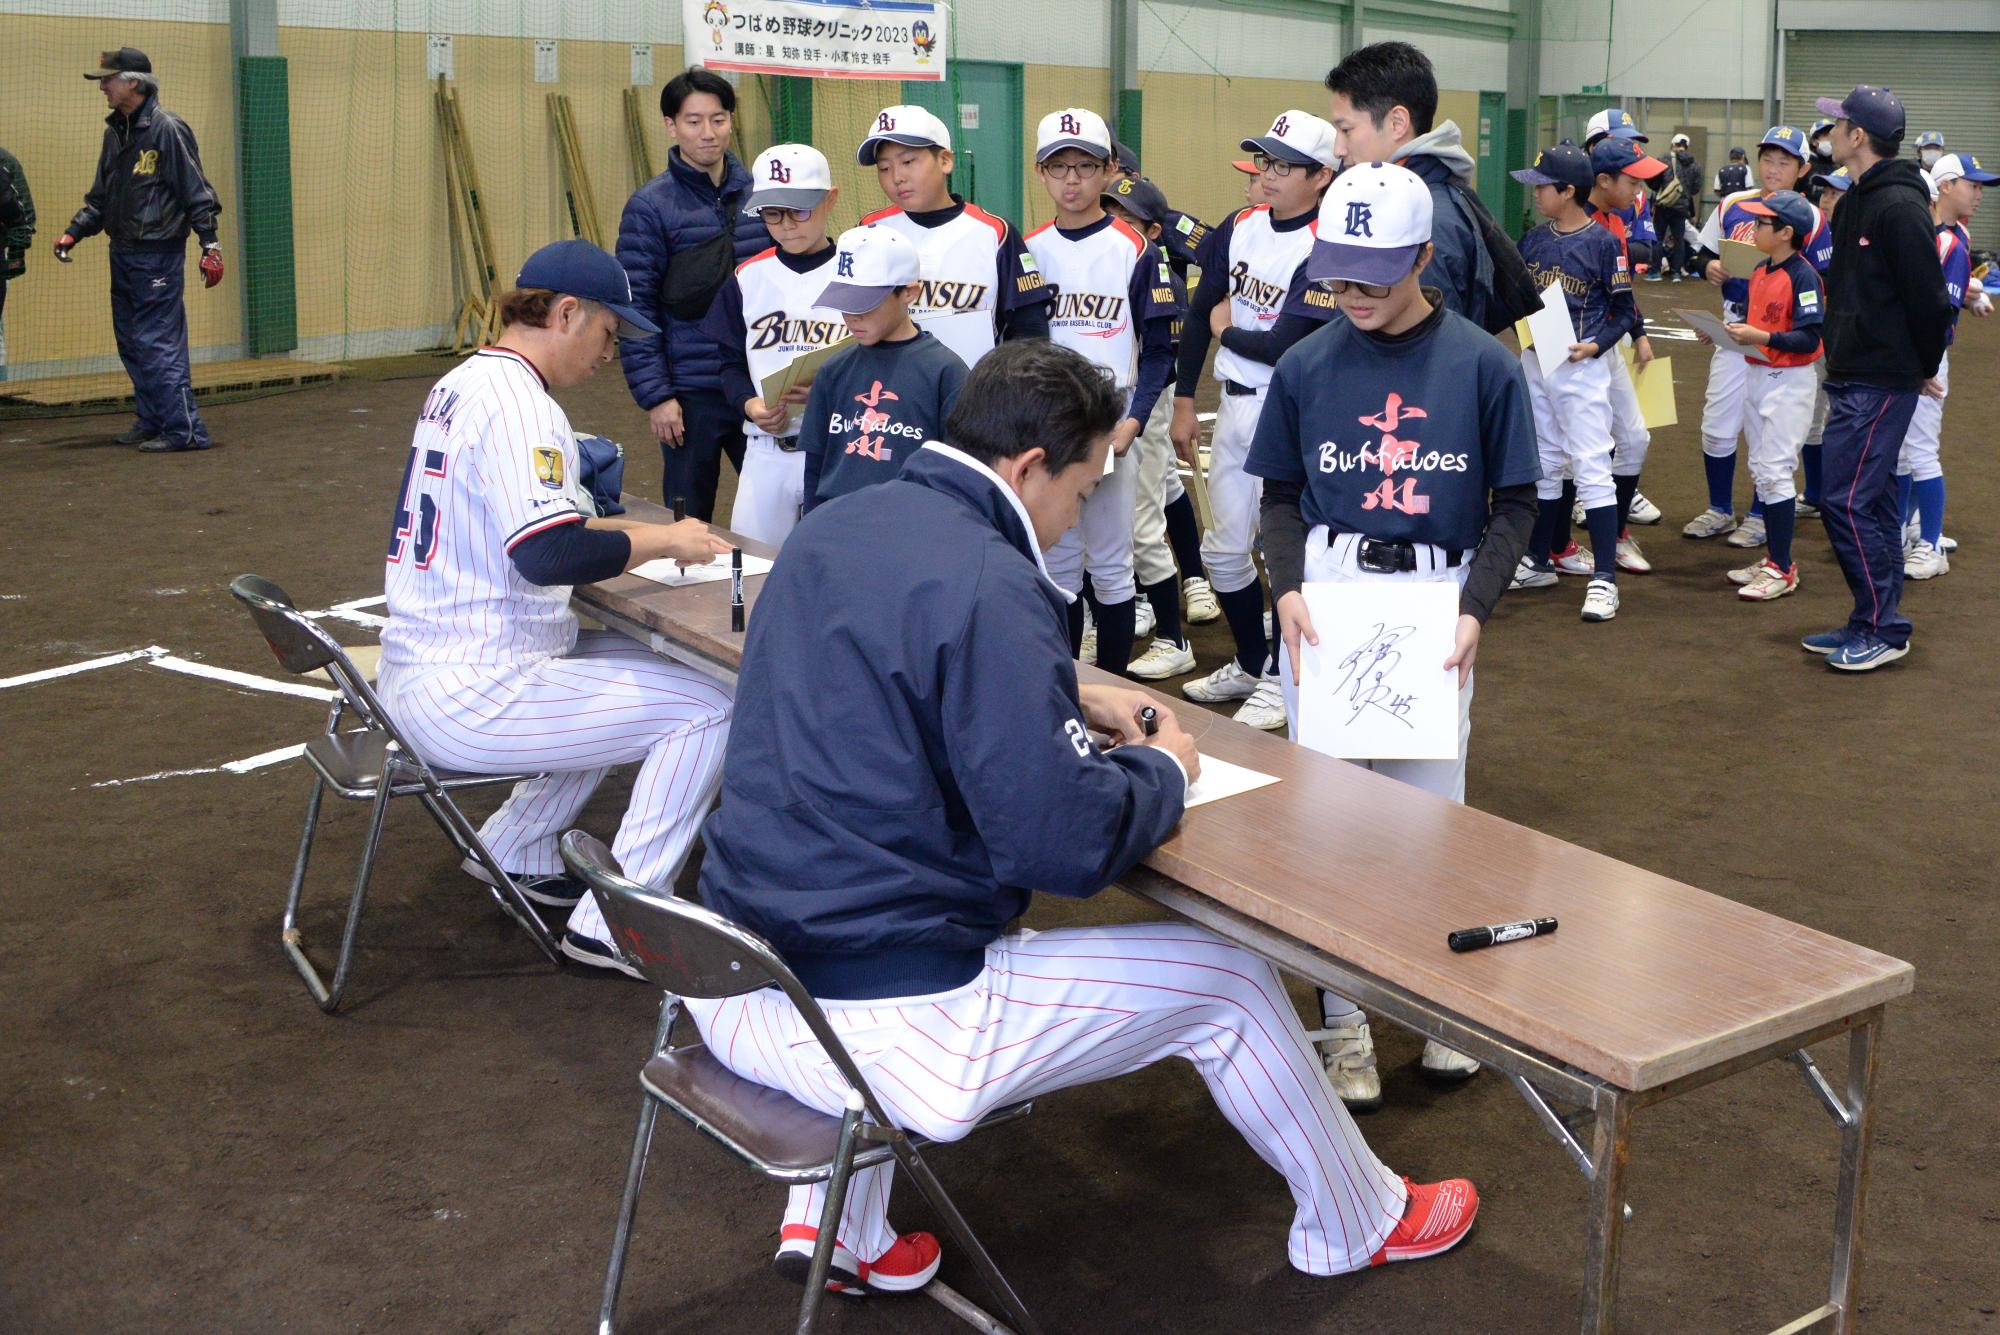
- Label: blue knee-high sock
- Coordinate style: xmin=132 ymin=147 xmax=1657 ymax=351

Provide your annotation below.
xmin=1765 ymin=497 xmax=1797 ymax=570
xmin=1896 ymin=472 xmax=1915 ymax=527
xmin=1913 ymin=476 xmax=1946 ymax=547
xmin=1162 ymin=493 xmax=1206 ymax=581
xmin=1532 ymin=497 xmax=1566 ymax=563
xmin=1748 ymin=497 xmax=1765 ymax=521
xmin=1215 ymin=582 xmax=1269 ymax=676
xmin=1561 ymin=478 xmax=1578 ymax=530
xmin=1703 ymin=451 xmax=1736 ymax=514
xmin=1583 ymin=504 xmax=1620 ymax=580
xmin=1802 ymin=444 xmax=1823 ymax=506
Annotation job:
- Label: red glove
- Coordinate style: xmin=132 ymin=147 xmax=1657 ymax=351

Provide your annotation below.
xmin=199 ymin=245 xmax=224 ymax=288
xmin=54 ymin=233 xmax=76 ymax=262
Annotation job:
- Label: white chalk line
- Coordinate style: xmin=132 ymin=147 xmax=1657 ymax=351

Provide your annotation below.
xmin=93 ymin=742 xmax=308 ymax=788
xmin=147 ymin=655 xmax=339 ymax=702
xmin=0 ymin=646 xmax=169 ymax=691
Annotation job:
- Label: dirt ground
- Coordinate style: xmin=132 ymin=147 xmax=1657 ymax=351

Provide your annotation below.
xmin=4 ymin=288 xmax=1997 ymax=1334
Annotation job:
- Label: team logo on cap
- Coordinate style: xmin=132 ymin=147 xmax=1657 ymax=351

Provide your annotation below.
xmin=1272 ymin=115 xmax=1290 ymax=137
xmin=769 ymin=158 xmax=792 ymax=183
xmin=837 ymin=250 xmax=857 ymax=277
xmin=1116 ymin=179 xmax=1134 ymax=195
xmin=876 ymin=111 xmax=897 ymax=132
xmin=1345 ymin=202 xmax=1374 ymax=238
xmin=1060 ymin=112 xmax=1082 ymax=136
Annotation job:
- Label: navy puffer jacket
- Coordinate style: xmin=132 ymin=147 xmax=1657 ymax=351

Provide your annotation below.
xmin=616 ymin=147 xmax=768 ymax=406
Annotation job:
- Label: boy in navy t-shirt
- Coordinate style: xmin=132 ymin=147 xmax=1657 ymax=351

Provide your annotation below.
xmin=800 ymin=225 xmax=969 ymax=510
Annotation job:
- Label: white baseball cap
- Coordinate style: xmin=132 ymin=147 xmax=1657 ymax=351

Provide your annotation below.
xmin=1036 ymin=108 xmax=1112 ymax=162
xmin=1929 ymin=152 xmax=2000 ymax=185
xmin=857 ymin=104 xmax=952 ymax=165
xmin=1920 ymin=167 xmax=1938 ymax=202
xmin=1306 ymin=161 xmax=1433 ymax=287
xmin=744 ymin=144 xmax=832 ymax=215
xmin=1240 ymin=110 xmax=1339 ymax=170
xmin=817 ymin=225 xmax=922 ymax=313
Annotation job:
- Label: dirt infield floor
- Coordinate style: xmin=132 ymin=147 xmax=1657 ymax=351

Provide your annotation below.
xmin=4 ymin=296 xmax=1997 ymax=1334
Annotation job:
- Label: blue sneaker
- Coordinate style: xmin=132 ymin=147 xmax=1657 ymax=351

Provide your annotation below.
xmin=1800 ymin=627 xmax=1856 ymax=655
xmin=1827 ymin=634 xmax=1910 ymax=672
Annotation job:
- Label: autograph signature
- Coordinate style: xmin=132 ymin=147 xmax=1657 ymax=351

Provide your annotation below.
xmin=1332 ymin=621 xmax=1419 ymax=728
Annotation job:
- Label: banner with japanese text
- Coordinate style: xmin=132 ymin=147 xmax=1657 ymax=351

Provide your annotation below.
xmin=684 ymin=0 xmax=948 ymax=81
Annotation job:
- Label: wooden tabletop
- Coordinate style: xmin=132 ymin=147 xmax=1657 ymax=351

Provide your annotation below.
xmin=576 ymin=507 xmax=1914 ymax=1092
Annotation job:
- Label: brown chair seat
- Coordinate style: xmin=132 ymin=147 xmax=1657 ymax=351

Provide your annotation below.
xmin=642 ymin=1043 xmax=1032 ymax=1183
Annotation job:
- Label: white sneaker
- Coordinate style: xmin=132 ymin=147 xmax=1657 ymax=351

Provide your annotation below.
xmin=1629 ymin=491 xmax=1663 ymax=525
xmin=1134 ymin=599 xmax=1156 ymax=639
xmin=1682 ymin=508 xmax=1736 ymax=539
xmin=1318 ymin=1021 xmax=1383 ymax=1111
xmin=1904 ymin=541 xmax=1949 ymax=580
xmin=1737 ymin=560 xmax=1799 ymax=601
xmin=1128 ymin=637 xmax=1196 ymax=680
xmin=1725 ymin=514 xmax=1767 ymax=548
xmin=1183 ymin=576 xmax=1221 ymax=624
xmin=1940 ymin=533 xmax=1958 ymax=554
xmin=1726 ymin=559 xmax=1763 ymax=586
xmin=1231 ymin=678 xmax=1287 ymax=731
xmin=1581 ymin=578 xmax=1619 ymax=622
xmin=1551 ymin=541 xmax=1595 ymax=576
xmin=1510 ymin=557 xmax=1558 ymax=590
xmin=1182 ymin=659 xmax=1259 ymax=703
xmin=1420 ymin=1039 xmax=1481 ymax=1081
xmin=1614 ymin=534 xmax=1651 ymax=574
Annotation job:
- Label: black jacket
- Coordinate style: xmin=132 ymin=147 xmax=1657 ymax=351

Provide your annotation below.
xmin=67 ymin=96 xmax=220 ymax=252
xmin=1823 ymin=157 xmax=1951 ymax=390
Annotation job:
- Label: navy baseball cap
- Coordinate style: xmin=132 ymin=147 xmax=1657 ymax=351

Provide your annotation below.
xmin=515 ymin=240 xmax=660 ymax=337
xmin=1758 ymin=125 xmax=1809 ymax=162
xmin=1816 ymin=86 xmax=1906 ymax=143
xmin=85 ymin=47 xmax=150 ymax=79
xmin=1512 ymin=143 xmax=1594 ymax=194
xmin=1590 ymin=137 xmax=1667 ymax=180
xmin=1814 ymin=167 xmax=1853 ymax=194
xmin=1102 ymin=174 xmax=1170 ymax=226
xmin=1111 ymin=137 xmax=1141 ymax=175
xmin=1741 ymin=190 xmax=1815 ymax=239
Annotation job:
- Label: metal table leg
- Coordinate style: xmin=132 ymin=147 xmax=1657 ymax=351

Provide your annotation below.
xmin=1581 ymin=1091 xmax=1634 ymax=1335
xmin=1829 ymin=1013 xmax=1882 ymax=1333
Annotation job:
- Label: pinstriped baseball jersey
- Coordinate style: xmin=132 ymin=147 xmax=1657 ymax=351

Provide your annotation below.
xmin=1212 ymin=205 xmax=1320 ymax=391
xmin=380 ymin=347 xmax=586 ymax=673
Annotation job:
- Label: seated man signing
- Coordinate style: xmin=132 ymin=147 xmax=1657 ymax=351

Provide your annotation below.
xmin=684 ymin=338 xmax=1477 ymax=1297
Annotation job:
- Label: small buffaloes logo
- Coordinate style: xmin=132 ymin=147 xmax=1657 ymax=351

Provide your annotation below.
xmin=838 ymin=250 xmax=856 ymax=277
xmin=769 ymin=158 xmax=792 ymax=183
xmin=533 ymin=446 xmax=565 ymax=490
xmin=877 ymin=111 xmax=896 ymax=132
xmin=1345 ymin=201 xmax=1374 ymax=237
xmin=1273 ymin=115 xmax=1290 ymax=137
xmin=1060 ymin=112 xmax=1082 ymax=136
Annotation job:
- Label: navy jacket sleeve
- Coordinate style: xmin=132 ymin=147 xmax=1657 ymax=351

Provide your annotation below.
xmin=939 ymin=568 xmax=1185 ymax=898
xmin=1175 ymin=215 xmax=1234 ymax=390
xmin=705 ymin=275 xmax=756 ymax=414
xmin=1125 ymin=246 xmax=1176 ymax=424
xmin=1220 ymin=258 xmax=1336 ymax=364
xmin=507 ymin=515 xmax=630 ymax=586
xmin=616 ymin=192 xmax=676 ymax=408
xmin=798 ymin=371 xmax=835 ymax=512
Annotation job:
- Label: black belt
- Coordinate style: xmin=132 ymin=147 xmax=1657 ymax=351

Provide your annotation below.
xmin=1222 ymin=379 xmax=1260 ymax=396
xmin=774 ymin=436 xmax=800 ymax=453
xmin=1350 ymin=534 xmax=1463 ymax=573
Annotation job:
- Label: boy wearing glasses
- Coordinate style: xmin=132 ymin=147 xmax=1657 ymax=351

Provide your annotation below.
xmin=1248 ymin=162 xmax=1539 ymax=1104
xmin=704 ymin=145 xmax=847 ymax=545
xmin=1025 ymin=108 xmax=1178 ymax=676
xmin=856 ymin=104 xmax=1053 ymax=369
xmin=1169 ymin=111 xmax=1341 ymax=729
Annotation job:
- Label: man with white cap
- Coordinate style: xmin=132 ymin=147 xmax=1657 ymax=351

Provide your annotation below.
xmin=702 ymin=143 xmax=846 ymax=546
xmin=855 ymin=104 xmax=1052 ymax=368
xmin=1025 ymin=107 xmax=1178 ymax=677
xmin=1662 ymin=132 xmax=1702 ymax=278
xmin=797 ymin=224 xmax=968 ymax=508
xmin=1169 ymin=109 xmax=1341 ymax=731
xmin=1246 ymin=162 xmax=1539 ymax=1104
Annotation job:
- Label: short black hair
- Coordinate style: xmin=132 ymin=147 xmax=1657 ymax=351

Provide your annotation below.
xmin=1866 ymin=130 xmax=1899 ymax=159
xmin=945 ymin=341 xmax=1124 ymax=475
xmin=661 ymin=66 xmax=734 ymax=119
xmin=1323 ymin=42 xmax=1438 ymax=138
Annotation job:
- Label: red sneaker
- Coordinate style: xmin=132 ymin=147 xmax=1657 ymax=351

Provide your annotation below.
xmin=1370 ymin=1177 xmax=1479 ymax=1266
xmin=863 ymin=1231 xmax=943 ymax=1292
xmin=772 ymin=1225 xmax=942 ymax=1295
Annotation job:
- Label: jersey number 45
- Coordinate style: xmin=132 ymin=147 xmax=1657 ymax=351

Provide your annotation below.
xmin=388 ymin=447 xmax=448 ymax=568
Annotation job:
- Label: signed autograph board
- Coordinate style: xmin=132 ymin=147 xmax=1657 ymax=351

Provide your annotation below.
xmin=1294 ymin=581 xmax=1461 ymax=761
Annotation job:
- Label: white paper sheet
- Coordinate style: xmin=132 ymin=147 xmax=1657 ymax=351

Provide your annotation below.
xmin=628 ymin=553 xmax=775 ymax=587
xmin=1676 ymin=307 xmax=1771 ymax=364
xmin=1294 ymin=581 xmax=1461 ymax=761
xmin=1525 ymin=281 xmax=1578 ymax=379
xmin=1183 ymin=753 xmax=1282 ymax=809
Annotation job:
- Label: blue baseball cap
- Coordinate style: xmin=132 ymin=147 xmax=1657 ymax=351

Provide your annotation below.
xmin=1814 ymin=167 xmax=1853 ymax=194
xmin=1915 ymin=130 xmax=1946 ymax=150
xmin=1585 ymin=107 xmax=1647 ymax=145
xmin=1512 ymin=143 xmax=1595 ymax=195
xmin=1930 ymin=153 xmax=2000 ymax=185
xmin=1740 ymin=189 xmax=1815 ymax=239
xmin=1758 ymin=125 xmax=1809 ymax=162
xmin=514 ymin=239 xmax=659 ymax=337
xmin=1590 ymin=137 xmax=1667 ymax=181
xmin=1815 ymin=86 xmax=1906 ymax=144
xmin=1810 ymin=118 xmax=1836 ymax=141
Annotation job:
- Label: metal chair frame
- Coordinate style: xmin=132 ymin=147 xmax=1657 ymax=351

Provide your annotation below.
xmin=229 ymin=575 xmax=561 ymax=1013
xmin=559 ymin=831 xmax=1042 ymax=1335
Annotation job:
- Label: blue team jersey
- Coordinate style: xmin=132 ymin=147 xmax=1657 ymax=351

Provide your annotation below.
xmin=1707 ymin=188 xmax=1833 ymax=305
xmin=1939 ymin=222 xmax=1971 ymax=346
xmin=1517 ymin=218 xmax=1635 ymax=352
xmin=1616 ymin=193 xmax=1656 ymax=245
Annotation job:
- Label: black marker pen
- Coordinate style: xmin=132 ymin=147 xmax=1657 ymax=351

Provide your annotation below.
xmin=672 ymin=494 xmax=686 ymax=523
xmin=729 ymin=547 xmax=745 ymax=632
xmin=1447 ymin=917 xmax=1557 ymax=953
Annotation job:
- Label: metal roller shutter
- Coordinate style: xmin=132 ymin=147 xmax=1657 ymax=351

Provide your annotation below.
xmin=1782 ymin=29 xmax=2000 ymax=250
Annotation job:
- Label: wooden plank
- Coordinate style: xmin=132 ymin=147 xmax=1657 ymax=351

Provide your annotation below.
xmin=574 ymin=500 xmax=1914 ymax=1092
xmin=0 ymin=358 xmax=342 ymax=407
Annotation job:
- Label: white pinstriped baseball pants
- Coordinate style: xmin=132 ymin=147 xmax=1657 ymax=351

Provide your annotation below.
xmin=684 ymin=922 xmax=1407 ymax=1275
xmin=378 ymin=629 xmax=732 ymax=943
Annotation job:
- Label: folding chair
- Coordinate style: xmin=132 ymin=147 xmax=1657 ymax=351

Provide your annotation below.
xmin=229 ymin=575 xmax=561 ymax=1013
xmin=558 ymin=830 xmax=1042 ymax=1335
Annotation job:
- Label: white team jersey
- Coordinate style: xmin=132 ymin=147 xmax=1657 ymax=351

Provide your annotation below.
xmin=379 ymin=347 xmax=587 ymax=675
xmin=1026 ymin=216 xmax=1147 ymax=388
xmin=734 ymin=246 xmax=847 ymax=443
xmin=863 ymin=203 xmax=1011 ymax=368
xmin=1213 ymin=205 xmax=1318 ymax=391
